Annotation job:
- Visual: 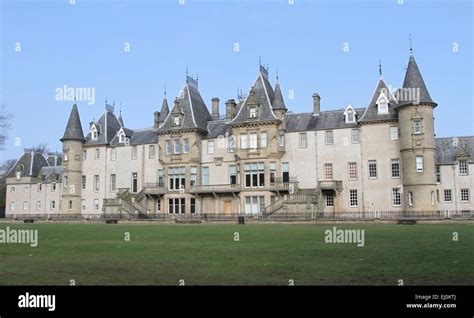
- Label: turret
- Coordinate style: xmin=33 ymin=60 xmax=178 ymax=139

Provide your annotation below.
xmin=272 ymin=79 xmax=287 ymax=120
xmin=60 ymin=103 xmax=84 ymax=214
xmin=395 ymin=53 xmax=437 ymax=211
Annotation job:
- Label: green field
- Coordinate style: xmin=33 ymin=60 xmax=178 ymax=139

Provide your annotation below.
xmin=0 ymin=223 xmax=472 ymax=285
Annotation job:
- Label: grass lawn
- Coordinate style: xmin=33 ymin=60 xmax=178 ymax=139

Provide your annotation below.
xmin=0 ymin=223 xmax=472 ymax=285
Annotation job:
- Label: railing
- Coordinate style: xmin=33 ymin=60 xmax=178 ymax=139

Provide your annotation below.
xmin=144 ymin=183 xmax=165 ymax=189
xmin=318 ymin=180 xmax=343 ymax=191
xmin=189 ymin=184 xmax=241 ymax=193
xmin=261 ymin=194 xmax=318 ymax=215
xmin=2 ymin=210 xmax=472 ymax=222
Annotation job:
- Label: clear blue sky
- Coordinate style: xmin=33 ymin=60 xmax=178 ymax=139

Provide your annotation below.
xmin=1 ymin=0 xmax=472 ymax=161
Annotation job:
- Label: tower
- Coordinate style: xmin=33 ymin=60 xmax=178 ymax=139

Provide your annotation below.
xmin=272 ymin=76 xmax=287 ymax=120
xmin=60 ymin=103 xmax=85 ymax=214
xmin=395 ymin=53 xmax=437 ymax=211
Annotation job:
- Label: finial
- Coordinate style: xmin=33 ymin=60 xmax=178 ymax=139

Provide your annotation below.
xmin=164 ymin=84 xmax=167 ymax=97
xmin=186 ymin=67 xmax=189 ymax=77
xmin=409 ymin=33 xmax=413 ymax=55
xmin=276 ymin=68 xmax=279 ymax=82
xmin=113 ymin=100 xmax=115 ymax=106
xmin=259 ymin=56 xmax=261 ymax=66
xmin=105 ymin=97 xmax=108 ymax=105
xmin=379 ymin=60 xmax=382 ymax=76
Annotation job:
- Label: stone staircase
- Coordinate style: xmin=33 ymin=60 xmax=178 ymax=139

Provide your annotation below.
xmin=261 ymin=193 xmax=318 ymax=215
xmin=103 ymin=188 xmax=148 ymax=216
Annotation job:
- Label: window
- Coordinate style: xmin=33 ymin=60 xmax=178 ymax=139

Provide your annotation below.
xmin=50 ymin=201 xmax=56 ymax=210
xmin=37 ymin=183 xmax=42 ymax=191
xmin=390 ymin=126 xmax=398 ymax=141
xmin=435 ymin=166 xmax=441 ymax=183
xmin=81 ymin=200 xmax=86 ymax=211
xmin=270 ymin=162 xmax=276 ymax=184
xmin=16 ymin=171 xmax=20 ymax=180
xmin=190 ymin=167 xmax=197 ymax=187
xmin=325 ymin=130 xmax=334 ymax=145
xmin=391 ymin=159 xmax=400 ymax=178
xmin=436 ymin=189 xmax=440 ymax=203
xmin=93 ymin=199 xmax=99 ymax=211
xmin=94 ymin=175 xmax=99 ymax=192
xmin=52 ymin=183 xmax=56 ymax=191
xmin=299 ymin=133 xmax=308 ymax=148
xmin=414 ymin=120 xmax=423 ymax=134
xmin=249 ymin=133 xmax=257 ymax=149
xmin=131 ymin=172 xmax=138 ymax=193
xmin=156 ymin=199 xmax=161 ymax=213
xmin=368 ymin=160 xmax=377 ymax=179
xmin=95 ymin=148 xmax=100 ymax=159
xmin=261 ymin=132 xmax=268 ymax=148
xmin=168 ymin=167 xmax=186 ymax=191
xmin=416 ymin=156 xmax=424 ymax=172
xmin=202 ymin=167 xmax=209 ymax=186
xmin=174 ymin=116 xmax=180 ymax=126
xmin=244 ymin=162 xmax=265 ymax=188
xmin=279 ymin=134 xmax=285 ymax=147
xmin=92 ymin=128 xmax=98 ymax=140
xmin=119 ymin=131 xmax=126 ymax=143
xmin=444 ymin=189 xmax=452 ymax=203
xmin=168 ymin=198 xmax=185 ymax=214
xmin=82 ymin=175 xmax=86 ymax=189
xmin=36 ymin=201 xmax=41 ymax=211
xmin=183 ymin=139 xmax=189 ymax=153
xmin=245 ymin=196 xmax=265 ymax=214
xmin=346 ymin=109 xmax=354 ymax=123
xmin=10 ymin=202 xmax=15 ymax=211
xmin=64 ymin=151 xmax=69 ymax=161
xmin=377 ymin=93 xmax=388 ymax=114
xmin=190 ymin=198 xmax=196 ymax=214
xmin=405 ymin=192 xmax=412 ymax=206
xmin=68 ymin=200 xmax=73 ymax=210
xmin=324 ymin=163 xmax=333 ymax=180
xmin=63 ymin=176 xmax=68 ymax=188
xmin=111 ymin=148 xmax=117 ymax=161
xmin=326 ymin=192 xmax=334 ymax=207
xmin=110 ymin=174 xmax=116 ymax=192
xmin=459 ymin=160 xmax=469 ymax=175
xmin=82 ymin=150 xmax=87 ymax=160
xmin=461 ymin=189 xmax=470 ymax=202
xmin=207 ymin=141 xmax=215 ymax=154
xmin=351 ymin=129 xmax=360 ymax=143
xmin=165 ymin=140 xmax=171 ymax=155
xmin=131 ymin=146 xmax=137 ymax=160
xmin=11 ymin=187 xmax=15 ymax=193
xmin=249 ymin=107 xmax=257 ymax=118
xmin=348 ymin=162 xmax=357 ymax=180
xmin=229 ymin=165 xmax=237 ymax=184
xmin=349 ymin=190 xmax=358 ymax=207
xmin=282 ymin=162 xmax=289 ymax=183
xmin=392 ymin=188 xmax=402 ymax=206
xmin=240 ymin=134 xmax=248 ymax=149
xmin=157 ymin=169 xmax=165 ymax=187
xmin=431 ymin=191 xmax=435 ymax=206
xmin=174 ymin=139 xmax=181 ymax=154
xmin=149 ymin=145 xmax=155 ymax=159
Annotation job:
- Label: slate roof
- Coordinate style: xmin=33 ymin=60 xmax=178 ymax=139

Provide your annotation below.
xmin=359 ymin=78 xmax=399 ymax=123
xmin=130 ymin=128 xmax=158 ymax=145
xmin=204 ymin=120 xmax=231 ymax=139
xmin=6 ymin=151 xmax=49 ymax=179
xmin=156 ymin=78 xmax=212 ymax=134
xmin=38 ymin=166 xmax=62 ymax=180
xmin=285 ymin=107 xmax=365 ymax=132
xmin=61 ymin=104 xmax=85 ymax=142
xmin=435 ymin=136 xmax=474 ymax=165
xmin=272 ymin=82 xmax=287 ymax=110
xmin=230 ymin=68 xmax=279 ymax=125
xmin=158 ymin=97 xmax=170 ymax=123
xmin=396 ymin=54 xmax=435 ymax=108
xmin=85 ymin=109 xmax=122 ymax=145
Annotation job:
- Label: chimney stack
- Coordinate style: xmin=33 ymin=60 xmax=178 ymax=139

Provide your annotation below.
xmin=312 ymin=93 xmax=321 ymax=115
xmin=225 ymin=99 xmax=237 ymax=121
xmin=154 ymin=111 xmax=160 ymax=129
xmin=211 ymin=97 xmax=220 ymax=120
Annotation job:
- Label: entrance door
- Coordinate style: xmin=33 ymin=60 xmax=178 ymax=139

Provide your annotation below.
xmin=131 ymin=172 xmax=138 ymax=193
xmin=224 ymin=201 xmax=232 ymax=214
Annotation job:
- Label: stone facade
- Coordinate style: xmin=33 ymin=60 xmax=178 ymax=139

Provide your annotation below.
xmin=5 ymin=55 xmax=474 ymax=216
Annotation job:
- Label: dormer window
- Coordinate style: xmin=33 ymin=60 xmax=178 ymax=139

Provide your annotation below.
xmin=118 ymin=130 xmax=126 ymax=143
xmin=376 ymin=92 xmax=389 ymax=115
xmin=174 ymin=116 xmax=180 ymax=126
xmin=249 ymin=107 xmax=257 ymax=118
xmin=91 ymin=125 xmax=98 ymax=140
xmin=344 ymin=104 xmax=356 ymax=123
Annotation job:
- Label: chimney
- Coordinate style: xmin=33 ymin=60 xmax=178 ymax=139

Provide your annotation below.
xmin=211 ymin=97 xmax=220 ymax=120
xmin=312 ymin=93 xmax=321 ymax=115
xmin=154 ymin=111 xmax=160 ymax=129
xmin=225 ymin=99 xmax=237 ymax=121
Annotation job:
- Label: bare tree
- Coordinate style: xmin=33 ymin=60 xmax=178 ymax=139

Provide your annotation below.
xmin=0 ymin=104 xmax=13 ymax=150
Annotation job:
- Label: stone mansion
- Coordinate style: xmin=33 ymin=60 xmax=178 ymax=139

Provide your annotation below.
xmin=4 ymin=53 xmax=474 ymax=216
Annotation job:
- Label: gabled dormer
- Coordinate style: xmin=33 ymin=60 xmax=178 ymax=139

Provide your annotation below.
xmin=171 ymin=98 xmax=185 ymax=128
xmin=375 ymin=91 xmax=389 ymax=114
xmin=117 ymin=127 xmax=132 ymax=144
xmin=246 ymin=90 xmax=260 ymax=120
xmin=89 ymin=123 xmax=100 ymax=140
xmin=344 ymin=103 xmax=357 ymax=123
